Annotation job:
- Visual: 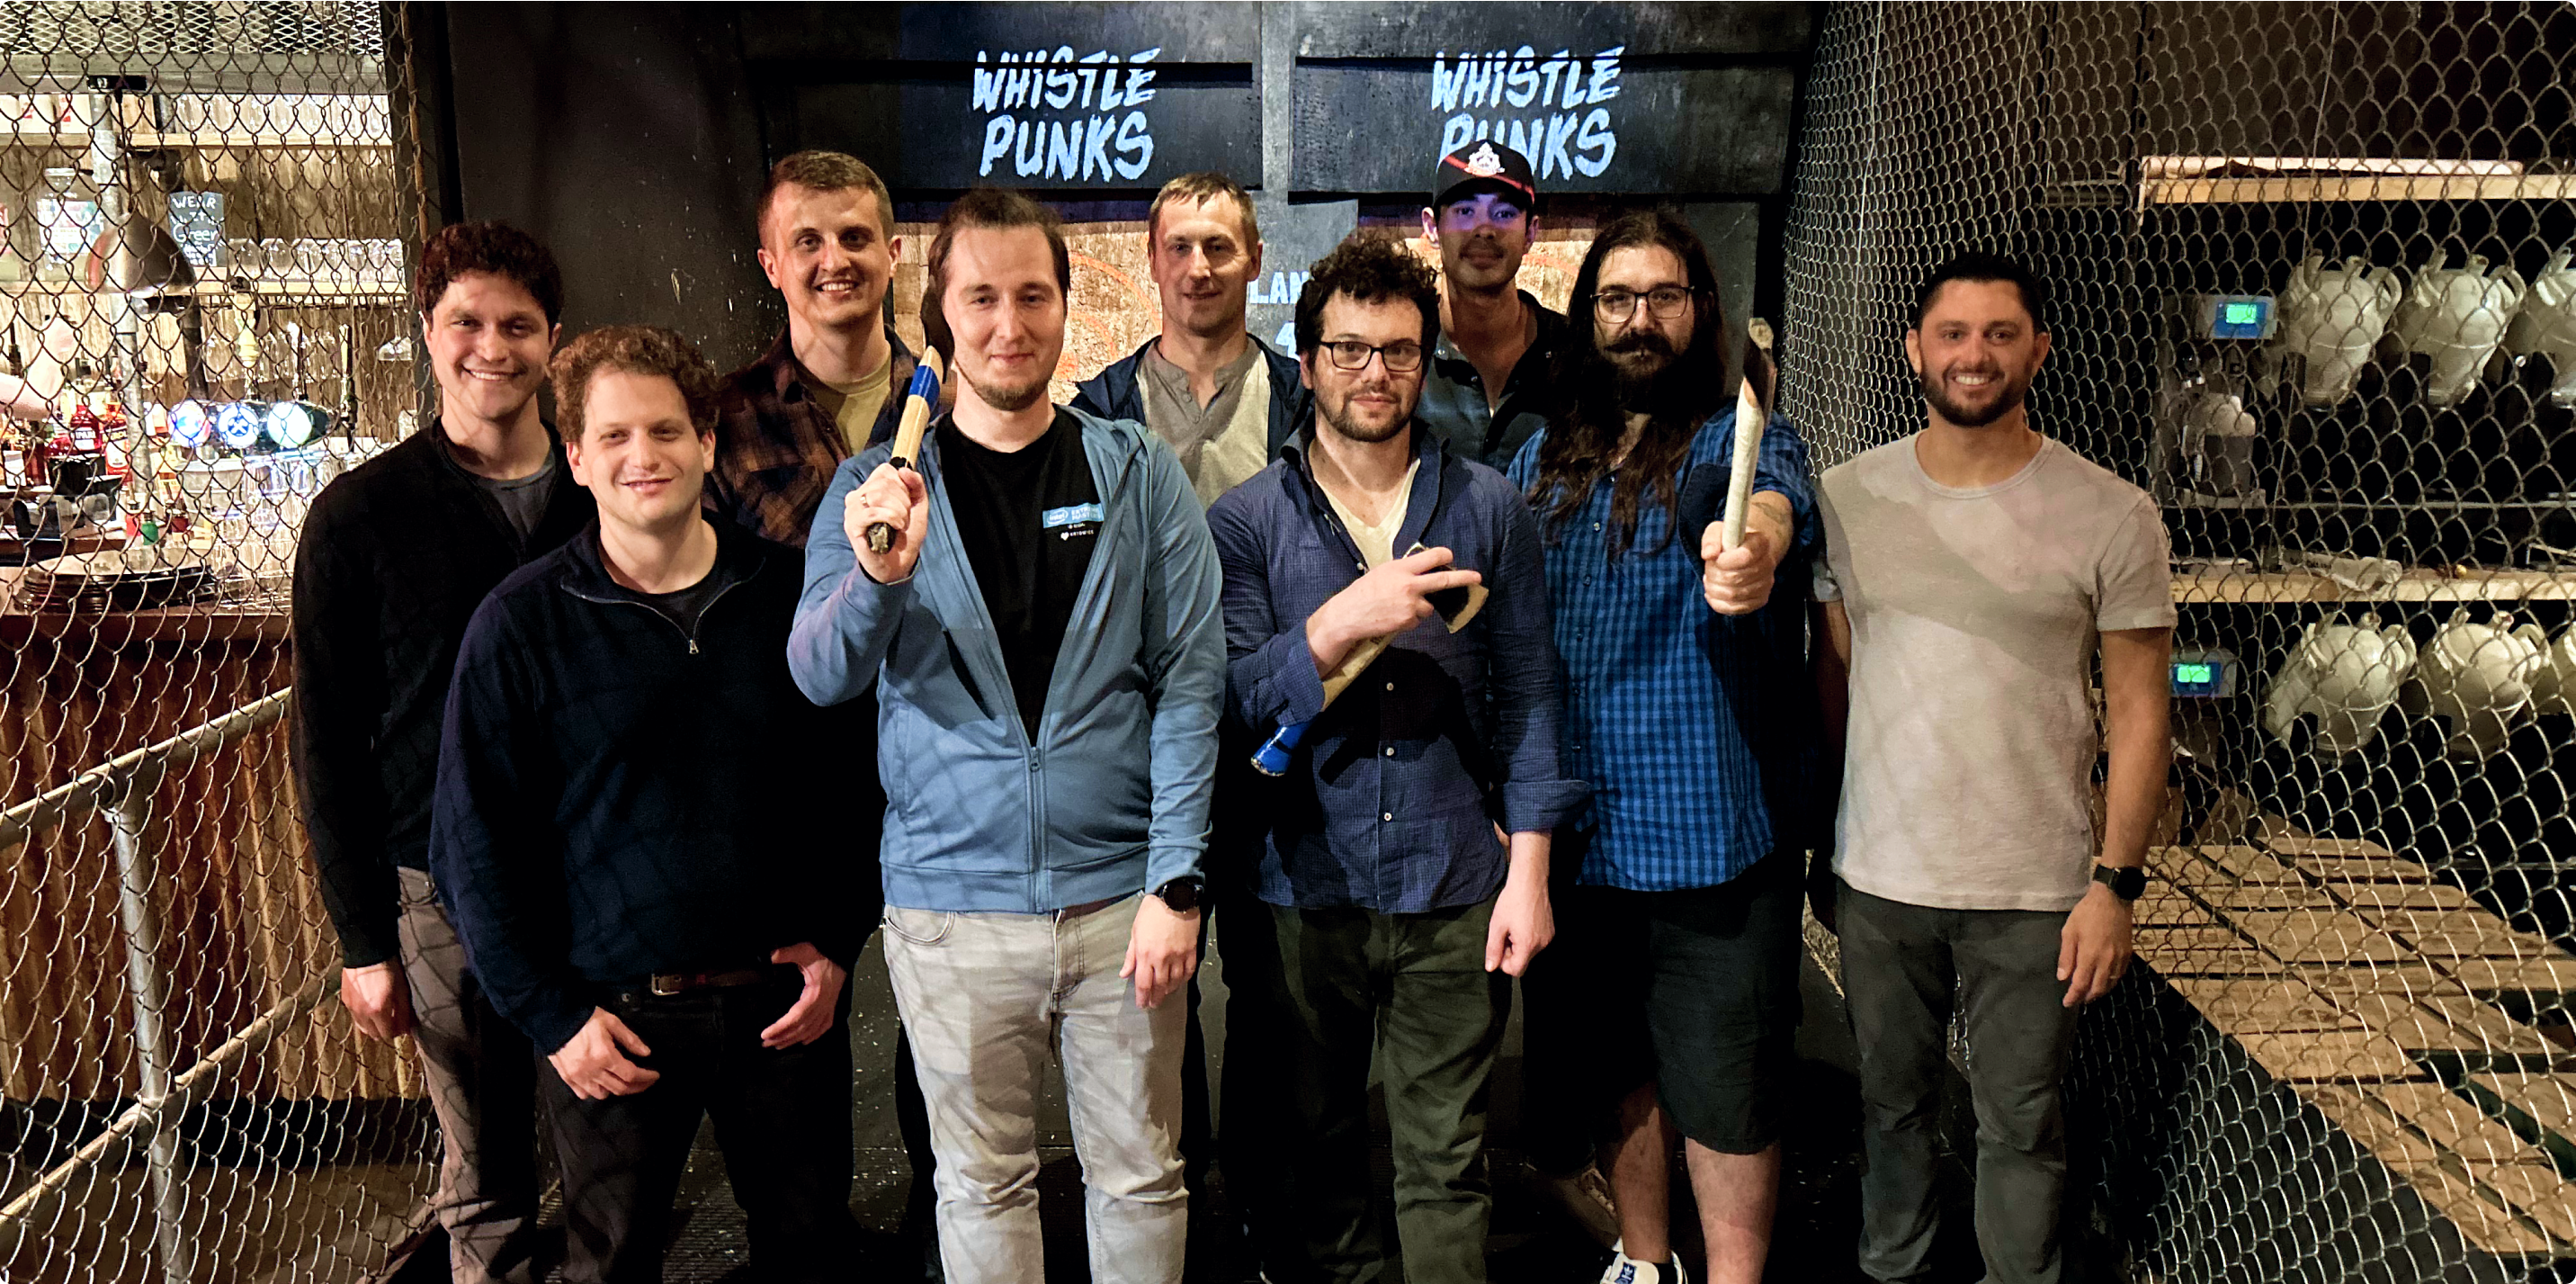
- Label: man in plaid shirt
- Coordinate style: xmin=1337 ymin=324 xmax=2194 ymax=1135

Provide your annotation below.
xmin=1506 ymin=211 xmax=1821 ymax=1284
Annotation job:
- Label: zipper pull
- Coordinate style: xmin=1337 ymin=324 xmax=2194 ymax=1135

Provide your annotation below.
xmin=688 ymin=637 xmax=700 ymax=656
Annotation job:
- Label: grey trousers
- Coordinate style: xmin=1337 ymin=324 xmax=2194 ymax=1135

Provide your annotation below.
xmin=1838 ymin=882 xmax=2082 ymax=1284
xmin=398 ymin=867 xmax=547 ymax=1284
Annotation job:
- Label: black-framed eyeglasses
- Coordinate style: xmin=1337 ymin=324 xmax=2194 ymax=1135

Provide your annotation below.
xmin=1322 ymin=340 xmax=1426 ymax=373
xmin=1593 ymin=286 xmax=1698 ymax=323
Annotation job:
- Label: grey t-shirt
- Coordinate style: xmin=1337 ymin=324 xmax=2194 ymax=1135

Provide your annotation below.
xmin=1815 ymin=435 xmax=2175 ymax=912
xmin=478 ymin=451 xmax=556 ymax=544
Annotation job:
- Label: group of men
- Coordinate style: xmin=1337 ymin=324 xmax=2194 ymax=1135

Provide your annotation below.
xmin=291 ymin=137 xmax=2173 ymax=1284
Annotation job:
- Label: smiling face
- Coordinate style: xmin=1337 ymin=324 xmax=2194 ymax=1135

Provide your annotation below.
xmin=566 ymin=368 xmax=716 ymax=537
xmin=1906 ymin=278 xmax=2052 ymax=429
xmin=942 ymin=224 xmax=1067 ymax=415
xmin=1421 ymin=188 xmax=1533 ymax=295
xmin=1301 ymin=292 xmax=1426 ymax=445
xmin=422 ymin=272 xmax=556 ymax=427
xmin=758 ymin=183 xmax=899 ymax=337
xmin=1149 ymin=192 xmax=1262 ymax=342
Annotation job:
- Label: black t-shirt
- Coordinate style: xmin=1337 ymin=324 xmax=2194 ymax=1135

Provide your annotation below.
xmin=611 ymin=543 xmax=743 ymax=640
xmin=936 ymin=410 xmax=1101 ymax=738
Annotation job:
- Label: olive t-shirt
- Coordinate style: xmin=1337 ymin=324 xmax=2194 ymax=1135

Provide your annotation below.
xmin=936 ymin=410 xmax=1101 ymax=739
xmin=807 ymin=356 xmax=895 ymax=455
xmin=1814 ymin=435 xmax=2175 ymax=912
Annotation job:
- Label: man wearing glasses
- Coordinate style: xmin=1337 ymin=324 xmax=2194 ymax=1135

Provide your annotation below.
xmin=1207 ymin=234 xmax=1582 ymax=1284
xmin=1414 ymin=141 xmax=1568 ymax=469
xmin=1508 ymin=211 xmax=1819 ymax=1284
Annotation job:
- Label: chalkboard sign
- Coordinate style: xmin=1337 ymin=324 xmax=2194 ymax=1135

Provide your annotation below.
xmin=1292 ymin=63 xmax=1793 ymax=195
xmin=747 ymin=2 xmax=1262 ymax=191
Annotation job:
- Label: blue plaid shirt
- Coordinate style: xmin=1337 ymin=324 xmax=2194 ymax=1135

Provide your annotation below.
xmin=1506 ymin=409 xmax=1820 ymax=891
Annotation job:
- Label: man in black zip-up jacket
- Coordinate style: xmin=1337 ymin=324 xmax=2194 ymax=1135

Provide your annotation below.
xmin=432 ymin=326 xmax=870 ymax=1283
xmin=291 ymin=222 xmax=587 ymax=1283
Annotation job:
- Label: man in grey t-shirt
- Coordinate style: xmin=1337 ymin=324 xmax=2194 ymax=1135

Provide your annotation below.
xmin=1812 ymin=253 xmax=2173 ymax=1284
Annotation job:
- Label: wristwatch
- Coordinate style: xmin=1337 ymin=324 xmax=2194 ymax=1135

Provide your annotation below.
xmin=2092 ymin=863 xmax=2146 ymax=902
xmin=1151 ymin=877 xmax=1203 ymax=913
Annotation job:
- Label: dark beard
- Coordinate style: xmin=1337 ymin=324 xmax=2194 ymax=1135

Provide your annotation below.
xmin=1320 ymin=388 xmax=1409 ymax=444
xmin=1918 ymin=366 xmax=2028 ymax=428
xmin=1600 ymin=332 xmax=1687 ymax=414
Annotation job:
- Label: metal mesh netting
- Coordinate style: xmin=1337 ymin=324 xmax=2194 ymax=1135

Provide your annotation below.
xmin=0 ymin=4 xmax=436 ymax=1281
xmin=1783 ymin=2 xmax=2576 ymax=1278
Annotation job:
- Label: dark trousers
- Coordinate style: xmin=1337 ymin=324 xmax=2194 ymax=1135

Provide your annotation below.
xmin=1214 ymin=877 xmax=1285 ymax=1254
xmin=542 ymin=974 xmax=858 ymax=1284
xmin=1514 ymin=837 xmax=1597 ymax=1176
xmin=1838 ymin=882 xmax=2082 ymax=1284
xmin=398 ymin=867 xmax=548 ymax=1283
xmin=1271 ymin=899 xmax=1511 ymax=1284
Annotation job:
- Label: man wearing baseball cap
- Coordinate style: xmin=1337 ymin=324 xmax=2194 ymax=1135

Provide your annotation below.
xmin=1416 ymin=139 xmax=1570 ymax=469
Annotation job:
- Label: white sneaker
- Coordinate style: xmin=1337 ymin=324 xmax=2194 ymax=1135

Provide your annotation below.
xmin=1526 ymin=1158 xmax=1622 ymax=1248
xmin=1597 ymin=1242 xmax=1688 ymax=1284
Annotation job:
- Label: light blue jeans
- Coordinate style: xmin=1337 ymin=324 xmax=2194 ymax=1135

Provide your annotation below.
xmin=881 ymin=893 xmax=1188 ymax=1284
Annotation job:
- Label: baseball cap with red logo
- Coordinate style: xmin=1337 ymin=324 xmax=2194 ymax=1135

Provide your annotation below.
xmin=1432 ymin=139 xmax=1538 ymax=210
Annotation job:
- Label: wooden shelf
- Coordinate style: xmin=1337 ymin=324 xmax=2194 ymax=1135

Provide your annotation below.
xmin=0 ymin=277 xmax=406 ymax=303
xmin=2144 ymin=173 xmax=2576 ymax=204
xmin=0 ymin=130 xmax=389 ymax=149
xmin=2172 ymin=569 xmax=2576 ymax=605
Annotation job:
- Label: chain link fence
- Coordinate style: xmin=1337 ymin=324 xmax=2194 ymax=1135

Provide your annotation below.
xmin=0 ymin=3 xmax=437 ymax=1280
xmin=1784 ymin=2 xmax=2576 ymax=1279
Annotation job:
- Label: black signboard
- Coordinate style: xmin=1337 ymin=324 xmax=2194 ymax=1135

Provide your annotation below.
xmin=1292 ymin=62 xmax=1794 ymax=196
xmin=747 ymin=2 xmax=1262 ymax=191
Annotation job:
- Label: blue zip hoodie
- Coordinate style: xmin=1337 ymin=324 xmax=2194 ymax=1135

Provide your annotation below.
xmin=789 ymin=407 xmax=1226 ymax=913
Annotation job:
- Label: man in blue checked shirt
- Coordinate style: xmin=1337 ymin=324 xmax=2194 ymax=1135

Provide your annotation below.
xmin=1208 ymin=234 xmax=1585 ymax=1284
xmin=1506 ymin=211 xmax=1821 ymax=1284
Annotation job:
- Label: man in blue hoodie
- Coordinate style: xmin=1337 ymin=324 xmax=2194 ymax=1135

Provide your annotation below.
xmin=790 ymin=188 xmax=1226 ymax=1284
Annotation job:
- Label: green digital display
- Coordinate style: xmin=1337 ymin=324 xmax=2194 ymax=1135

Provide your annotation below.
xmin=2222 ymin=301 xmax=2259 ymax=325
xmin=2175 ymin=663 xmax=2214 ymax=683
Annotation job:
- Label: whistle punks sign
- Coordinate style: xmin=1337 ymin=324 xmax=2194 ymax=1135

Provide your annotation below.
xmin=1429 ymin=46 xmax=1625 ymax=181
xmin=971 ymin=48 xmax=1164 ymax=182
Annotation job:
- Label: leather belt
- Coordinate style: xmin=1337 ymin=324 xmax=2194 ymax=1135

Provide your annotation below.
xmin=648 ymin=966 xmax=778 ymax=996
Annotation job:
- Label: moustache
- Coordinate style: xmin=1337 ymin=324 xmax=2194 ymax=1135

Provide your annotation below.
xmin=1604 ymin=332 xmax=1677 ymax=358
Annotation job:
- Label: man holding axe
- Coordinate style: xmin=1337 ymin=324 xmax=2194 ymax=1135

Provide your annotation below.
xmin=1207 ymin=235 xmax=1582 ymax=1284
xmin=790 ymin=189 xmax=1223 ymax=1284
xmin=1507 ymin=211 xmax=1820 ymax=1284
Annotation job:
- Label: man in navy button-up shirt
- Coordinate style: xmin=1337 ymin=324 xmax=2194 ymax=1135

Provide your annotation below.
xmin=1208 ymin=235 xmax=1584 ymax=1284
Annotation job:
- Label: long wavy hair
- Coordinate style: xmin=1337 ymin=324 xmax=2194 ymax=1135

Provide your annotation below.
xmin=1525 ymin=210 xmax=1731 ymax=557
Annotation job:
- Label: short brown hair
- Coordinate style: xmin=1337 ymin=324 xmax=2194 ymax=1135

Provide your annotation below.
xmin=549 ymin=325 xmax=721 ymax=442
xmin=1147 ymin=172 xmax=1258 ymax=246
xmin=922 ymin=189 xmax=1070 ymax=353
xmin=758 ymin=149 xmax=895 ymax=241
xmin=1294 ymin=234 xmax=1440 ymax=357
xmin=416 ymin=221 xmax=564 ymax=325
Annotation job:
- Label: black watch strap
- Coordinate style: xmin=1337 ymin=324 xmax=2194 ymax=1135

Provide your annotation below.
xmin=1152 ymin=877 xmax=1203 ymax=913
xmin=2093 ymin=863 xmax=2145 ymax=902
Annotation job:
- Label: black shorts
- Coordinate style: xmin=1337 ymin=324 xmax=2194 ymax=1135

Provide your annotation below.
xmin=1534 ymin=843 xmax=1804 ymax=1154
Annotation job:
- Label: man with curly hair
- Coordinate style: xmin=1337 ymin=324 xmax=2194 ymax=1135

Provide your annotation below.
xmin=292 ymin=220 xmax=588 ymax=1282
xmin=431 ymin=326 xmax=872 ymax=1282
xmin=1208 ymin=234 xmax=1582 ymax=1284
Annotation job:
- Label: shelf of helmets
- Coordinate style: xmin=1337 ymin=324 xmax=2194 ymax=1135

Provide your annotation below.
xmin=2139 ymin=835 xmax=2576 ymax=1255
xmin=2162 ymin=231 xmax=2576 ymax=606
xmin=2142 ymin=174 xmax=2576 ymax=206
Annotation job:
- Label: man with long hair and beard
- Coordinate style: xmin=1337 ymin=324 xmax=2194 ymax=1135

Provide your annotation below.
xmin=1506 ymin=210 xmax=1820 ymax=1284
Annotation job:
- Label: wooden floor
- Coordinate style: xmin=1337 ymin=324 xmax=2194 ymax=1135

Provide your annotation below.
xmin=2139 ymin=835 xmax=2576 ymax=1257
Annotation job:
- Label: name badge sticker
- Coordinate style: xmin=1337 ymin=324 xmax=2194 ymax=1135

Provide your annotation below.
xmin=1042 ymin=502 xmax=1105 ymax=529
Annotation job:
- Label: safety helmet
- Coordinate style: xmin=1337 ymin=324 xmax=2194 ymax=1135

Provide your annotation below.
xmin=2275 ymin=254 xmax=2402 ymax=407
xmin=2391 ymin=250 xmax=2527 ymax=406
xmin=2517 ymin=621 xmax=2576 ymax=718
xmin=2402 ymin=610 xmax=2544 ymax=759
xmin=2504 ymin=247 xmax=2576 ymax=407
xmin=2262 ymin=616 xmax=2418 ymax=755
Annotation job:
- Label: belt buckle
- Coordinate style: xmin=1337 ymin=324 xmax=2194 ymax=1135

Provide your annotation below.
xmin=650 ymin=973 xmax=690 ymax=996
